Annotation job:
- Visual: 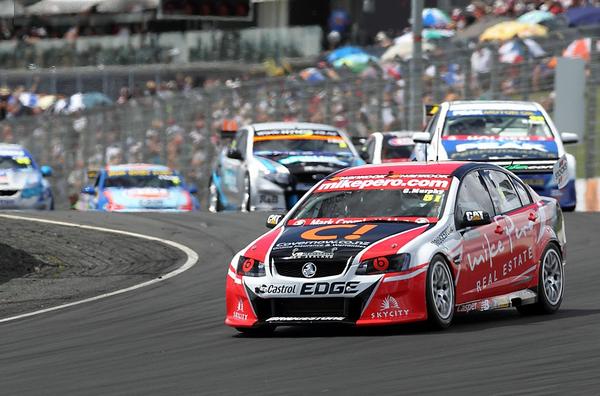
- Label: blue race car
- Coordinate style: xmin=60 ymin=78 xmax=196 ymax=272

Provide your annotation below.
xmin=77 ymin=164 xmax=199 ymax=212
xmin=0 ymin=143 xmax=54 ymax=210
xmin=412 ymin=101 xmax=578 ymax=211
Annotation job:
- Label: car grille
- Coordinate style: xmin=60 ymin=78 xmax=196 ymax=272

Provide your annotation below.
xmin=0 ymin=190 xmax=18 ymax=196
xmin=274 ymin=259 xmax=348 ymax=278
xmin=248 ymin=284 xmax=377 ymax=322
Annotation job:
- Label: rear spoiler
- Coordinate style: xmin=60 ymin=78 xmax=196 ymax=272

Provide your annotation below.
xmin=492 ymin=159 xmax=558 ymax=174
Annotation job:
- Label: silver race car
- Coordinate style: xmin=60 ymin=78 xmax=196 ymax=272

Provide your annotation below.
xmin=209 ymin=122 xmax=364 ymax=212
xmin=0 ymin=144 xmax=54 ymax=210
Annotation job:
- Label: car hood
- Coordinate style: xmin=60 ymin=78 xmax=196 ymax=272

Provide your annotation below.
xmin=106 ymin=187 xmax=188 ymax=209
xmin=0 ymin=168 xmax=40 ymax=190
xmin=442 ymin=138 xmax=559 ymax=160
xmin=268 ymin=222 xmax=428 ymax=262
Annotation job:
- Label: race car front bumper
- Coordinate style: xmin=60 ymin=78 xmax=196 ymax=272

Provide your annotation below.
xmin=225 ymin=264 xmax=429 ymax=328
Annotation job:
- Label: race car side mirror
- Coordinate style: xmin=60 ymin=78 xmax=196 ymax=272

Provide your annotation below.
xmin=412 ymin=132 xmax=432 ymax=144
xmin=227 ymin=148 xmax=243 ymax=160
xmin=460 ymin=210 xmax=492 ymax=229
xmin=359 ymin=150 xmax=370 ymax=162
xmin=266 ymin=214 xmax=285 ymax=229
xmin=81 ymin=185 xmax=96 ymax=195
xmin=560 ymin=132 xmax=579 ymax=145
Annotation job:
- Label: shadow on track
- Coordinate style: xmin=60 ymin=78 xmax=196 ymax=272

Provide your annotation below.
xmin=232 ymin=308 xmax=600 ymax=339
xmin=0 ymin=243 xmax=47 ymax=285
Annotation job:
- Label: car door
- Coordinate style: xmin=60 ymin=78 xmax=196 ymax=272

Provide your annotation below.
xmin=481 ymin=169 xmax=538 ymax=295
xmin=454 ymin=170 xmax=507 ymax=303
xmin=220 ymin=129 xmax=248 ymax=206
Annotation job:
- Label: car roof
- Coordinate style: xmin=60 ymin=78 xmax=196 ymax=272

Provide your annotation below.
xmin=376 ymin=131 xmax=419 ymax=137
xmin=335 ymin=161 xmax=468 ymax=177
xmin=251 ymin=122 xmax=339 ymax=132
xmin=105 ymin=163 xmax=172 ymax=172
xmin=447 ymin=100 xmax=540 ymax=112
xmin=0 ymin=143 xmax=26 ymax=152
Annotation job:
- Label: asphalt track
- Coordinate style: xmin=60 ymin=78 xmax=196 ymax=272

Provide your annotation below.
xmin=1 ymin=211 xmax=599 ymax=395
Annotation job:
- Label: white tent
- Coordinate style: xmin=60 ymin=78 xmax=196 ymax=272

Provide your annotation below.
xmin=26 ymin=0 xmax=100 ymax=15
xmin=0 ymin=0 xmax=26 ymax=17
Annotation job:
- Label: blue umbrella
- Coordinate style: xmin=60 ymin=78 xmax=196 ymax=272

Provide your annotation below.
xmin=332 ymin=53 xmax=379 ymax=73
xmin=566 ymin=7 xmax=600 ymax=27
xmin=518 ymin=10 xmax=555 ymax=25
xmin=326 ymin=46 xmax=367 ymax=63
xmin=422 ymin=8 xmax=450 ymax=28
xmin=81 ymin=92 xmax=113 ymax=109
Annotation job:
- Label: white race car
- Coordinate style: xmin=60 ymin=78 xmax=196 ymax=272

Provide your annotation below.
xmin=361 ymin=131 xmax=417 ymax=164
xmin=209 ymin=122 xmax=364 ymax=212
xmin=0 ymin=144 xmax=54 ymax=210
xmin=412 ymin=101 xmax=578 ymax=211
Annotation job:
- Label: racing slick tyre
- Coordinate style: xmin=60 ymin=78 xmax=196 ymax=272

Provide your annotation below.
xmin=241 ymin=174 xmax=251 ymax=212
xmin=235 ymin=325 xmax=276 ymax=336
xmin=426 ymin=255 xmax=455 ymax=330
xmin=517 ymin=243 xmax=564 ymax=315
xmin=208 ymin=178 xmax=223 ymax=213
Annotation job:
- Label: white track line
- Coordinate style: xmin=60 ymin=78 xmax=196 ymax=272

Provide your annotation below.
xmin=0 ymin=214 xmax=199 ymax=324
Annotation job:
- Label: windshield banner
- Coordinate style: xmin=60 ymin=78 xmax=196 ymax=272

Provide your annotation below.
xmin=315 ymin=174 xmax=451 ymax=193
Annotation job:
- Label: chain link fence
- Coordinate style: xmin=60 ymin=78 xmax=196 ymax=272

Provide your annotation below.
xmin=2 ymin=28 xmax=600 ymax=209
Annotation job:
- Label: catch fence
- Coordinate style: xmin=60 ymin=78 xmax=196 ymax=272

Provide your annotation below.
xmin=2 ymin=27 xmax=600 ymax=209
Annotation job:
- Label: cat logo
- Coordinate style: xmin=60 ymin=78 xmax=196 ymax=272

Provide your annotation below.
xmin=465 ymin=211 xmax=483 ymax=222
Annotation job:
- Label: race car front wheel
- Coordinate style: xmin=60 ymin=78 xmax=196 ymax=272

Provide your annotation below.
xmin=517 ymin=243 xmax=564 ymax=315
xmin=426 ymin=255 xmax=455 ymax=329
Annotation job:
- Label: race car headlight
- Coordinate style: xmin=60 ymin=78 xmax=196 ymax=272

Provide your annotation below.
xmin=236 ymin=256 xmax=266 ymax=277
xmin=259 ymin=170 xmax=290 ymax=185
xmin=356 ymin=253 xmax=411 ymax=275
xmin=21 ymin=184 xmax=43 ymax=198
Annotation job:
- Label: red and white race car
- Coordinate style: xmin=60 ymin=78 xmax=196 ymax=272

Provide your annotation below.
xmin=225 ymin=161 xmax=566 ymax=334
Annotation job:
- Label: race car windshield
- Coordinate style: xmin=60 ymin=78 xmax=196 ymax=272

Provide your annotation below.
xmin=0 ymin=155 xmax=33 ymax=170
xmin=253 ymin=132 xmax=352 ymax=155
xmin=443 ymin=113 xmax=553 ymax=139
xmin=105 ymin=173 xmax=181 ymax=189
xmin=382 ymin=136 xmax=414 ymax=160
xmin=291 ymin=175 xmax=450 ymax=220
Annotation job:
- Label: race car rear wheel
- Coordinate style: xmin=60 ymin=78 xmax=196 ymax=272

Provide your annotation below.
xmin=235 ymin=325 xmax=275 ymax=336
xmin=426 ymin=255 xmax=455 ymax=329
xmin=517 ymin=243 xmax=564 ymax=315
xmin=208 ymin=179 xmax=222 ymax=213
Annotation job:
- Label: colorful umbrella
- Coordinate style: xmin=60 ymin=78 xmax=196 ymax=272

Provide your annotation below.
xmin=517 ymin=10 xmax=555 ymax=25
xmin=326 ymin=46 xmax=367 ymax=63
xmin=381 ymin=37 xmax=435 ymax=61
xmin=299 ymin=67 xmax=326 ymax=83
xmin=547 ymin=38 xmax=599 ymax=68
xmin=498 ymin=38 xmax=546 ymax=64
xmin=422 ymin=8 xmax=450 ymax=28
xmin=423 ymin=28 xmax=455 ymax=40
xmin=332 ymin=53 xmax=378 ymax=73
xmin=566 ymin=7 xmax=600 ymax=27
xmin=479 ymin=21 xmax=547 ymax=42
